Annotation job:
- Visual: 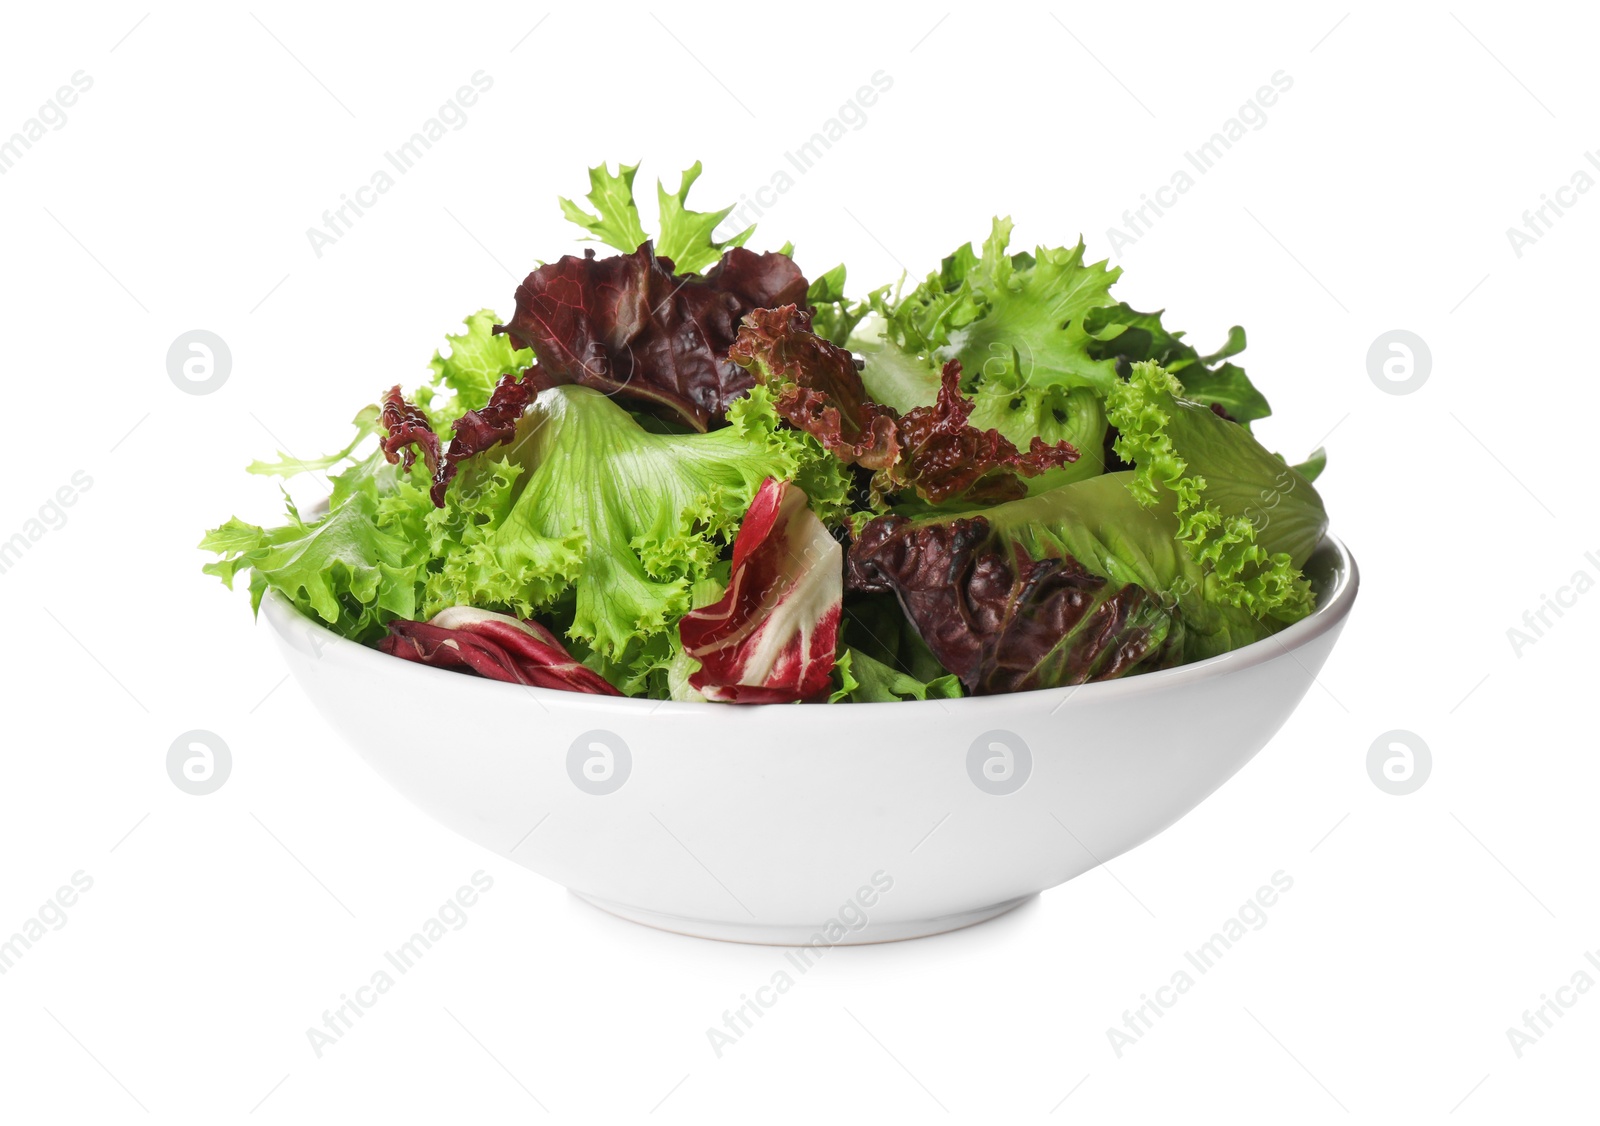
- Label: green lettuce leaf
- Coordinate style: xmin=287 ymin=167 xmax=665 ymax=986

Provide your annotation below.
xmin=829 ymin=647 xmax=964 ymax=703
xmin=855 ymin=218 xmax=1276 ymax=465
xmin=559 ymin=162 xmax=651 ymax=256
xmin=420 ymin=309 xmax=533 ymax=421
xmin=851 ymin=315 xmax=943 ymax=413
xmin=200 ymin=489 xmax=418 ymax=640
xmin=245 ymin=405 xmax=380 ymax=478
xmin=966 ymin=383 xmax=1107 ymax=494
xmin=560 ymin=161 xmax=753 ymax=275
xmin=1083 ymin=305 xmax=1269 ymax=424
xmin=654 ymin=161 xmax=753 ymax=274
xmin=874 ymin=218 xmax=1124 ymax=395
xmin=807 ymin=264 xmax=880 ymax=347
xmin=1105 ymin=361 xmax=1325 ymax=622
xmin=1291 ymin=446 xmax=1327 ymax=483
xmin=474 ymin=384 xmax=846 ymax=685
xmin=201 ymin=384 xmax=849 ymax=692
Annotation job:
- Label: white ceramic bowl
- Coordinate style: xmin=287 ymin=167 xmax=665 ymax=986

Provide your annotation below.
xmin=263 ymin=536 xmax=1357 ymax=944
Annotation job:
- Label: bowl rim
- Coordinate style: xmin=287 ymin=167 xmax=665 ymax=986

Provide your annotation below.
xmin=261 ymin=534 xmax=1358 ymax=716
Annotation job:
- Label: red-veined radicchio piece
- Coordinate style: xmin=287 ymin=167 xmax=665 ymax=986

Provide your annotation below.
xmin=377 ymin=606 xmax=622 ymax=695
xmin=679 ymin=478 xmax=843 ymax=703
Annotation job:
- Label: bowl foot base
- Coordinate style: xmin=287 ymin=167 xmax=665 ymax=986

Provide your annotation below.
xmin=571 ymin=891 xmax=1036 ymax=945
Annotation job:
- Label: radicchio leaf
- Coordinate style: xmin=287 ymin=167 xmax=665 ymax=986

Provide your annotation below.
xmin=377 ymin=606 xmax=622 ymax=695
xmin=379 ymin=386 xmax=440 ymax=476
xmin=679 ymin=478 xmax=842 ymax=703
xmin=726 ymin=305 xmax=901 ymax=469
xmin=728 ymin=306 xmax=1078 ymax=505
xmin=496 ymin=244 xmax=807 ymax=432
xmin=846 ymin=513 xmax=1177 ymax=694
xmin=428 ymin=371 xmax=544 ymax=506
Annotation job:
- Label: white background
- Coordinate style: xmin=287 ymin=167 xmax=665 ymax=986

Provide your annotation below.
xmin=1 ymin=2 xmax=1594 ymax=1122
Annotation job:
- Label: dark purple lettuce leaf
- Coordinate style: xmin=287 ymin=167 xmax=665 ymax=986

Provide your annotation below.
xmin=702 ymin=248 xmax=810 ymax=310
xmin=496 ymin=244 xmax=807 ymax=432
xmin=846 ymin=513 xmax=1178 ymax=694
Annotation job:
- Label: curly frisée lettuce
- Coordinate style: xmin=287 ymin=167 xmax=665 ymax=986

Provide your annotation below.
xmin=202 ymin=160 xmax=1335 ymax=701
xmin=852 ymin=217 xmax=1273 ymax=495
xmin=205 ymin=380 xmax=849 ymax=695
xmin=1106 ymin=361 xmax=1324 ymax=622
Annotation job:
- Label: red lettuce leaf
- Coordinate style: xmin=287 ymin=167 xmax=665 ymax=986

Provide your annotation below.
xmin=882 ymin=360 xmax=1079 ymax=505
xmin=679 ymin=478 xmax=842 ymax=703
xmin=377 ymin=606 xmax=622 ymax=694
xmin=702 ymin=248 xmax=810 ymax=310
xmin=728 ymin=306 xmax=1078 ymax=505
xmin=846 ymin=513 xmax=1176 ymax=694
xmin=496 ymin=244 xmax=807 ymax=432
xmin=727 ymin=305 xmax=901 ymax=469
xmin=428 ymin=371 xmax=543 ymax=506
xmin=379 ymin=385 xmax=440 ymax=476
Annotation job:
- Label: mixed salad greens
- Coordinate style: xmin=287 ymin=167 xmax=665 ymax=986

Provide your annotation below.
xmin=203 ymin=162 xmax=1329 ymax=703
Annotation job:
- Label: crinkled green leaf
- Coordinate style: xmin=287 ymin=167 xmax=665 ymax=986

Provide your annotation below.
xmin=424 ymin=309 xmax=532 ymax=420
xmin=862 ymin=219 xmax=1276 ymax=454
xmin=1105 ymin=361 xmax=1325 ymax=622
xmin=1083 ymin=305 xmax=1270 ymax=424
xmin=560 ymin=161 xmax=754 ymax=276
xmin=829 ymin=647 xmax=964 ymax=703
xmin=200 ymin=490 xmax=417 ymax=640
xmin=966 ymin=383 xmax=1107 ymax=494
xmin=807 ymin=264 xmax=879 ymax=347
xmin=877 ymin=218 xmax=1125 ymax=396
xmin=467 ymin=383 xmax=847 ymax=692
xmin=654 ymin=161 xmax=753 ymax=275
xmin=559 ymin=162 xmax=650 ymax=255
